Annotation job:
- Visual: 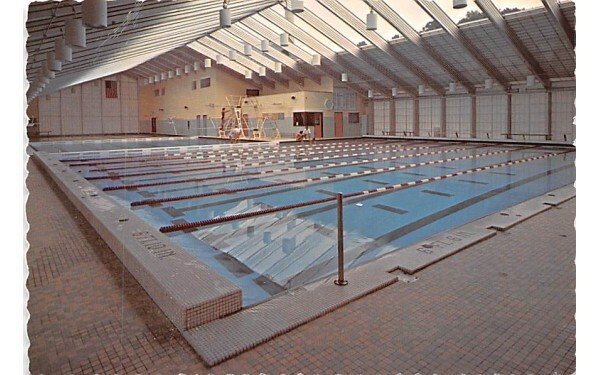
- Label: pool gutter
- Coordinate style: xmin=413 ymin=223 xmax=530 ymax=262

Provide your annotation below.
xmin=32 ymin=150 xmax=243 ymax=332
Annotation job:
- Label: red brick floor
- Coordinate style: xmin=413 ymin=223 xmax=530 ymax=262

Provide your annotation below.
xmin=26 ymin=159 xmax=575 ymax=374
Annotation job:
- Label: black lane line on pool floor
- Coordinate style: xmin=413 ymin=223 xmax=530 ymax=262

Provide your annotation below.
xmin=101 ymin=142 xmax=466 ymax=190
xmin=342 ymin=163 xmax=575 ymax=268
xmin=286 ymin=163 xmax=575 ymax=286
xmin=129 ymin=145 xmax=505 ymax=207
xmin=158 ymin=149 xmax=572 ymax=233
xmin=421 ymin=189 xmax=454 ymax=198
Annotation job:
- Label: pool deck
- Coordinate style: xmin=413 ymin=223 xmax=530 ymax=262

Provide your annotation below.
xmin=26 ymin=156 xmax=575 ymax=373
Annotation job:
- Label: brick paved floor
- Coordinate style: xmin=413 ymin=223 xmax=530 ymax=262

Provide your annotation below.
xmin=26 ymin=158 xmax=575 ymax=374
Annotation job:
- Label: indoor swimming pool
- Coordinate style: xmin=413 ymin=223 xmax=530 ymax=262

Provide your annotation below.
xmin=54 ymin=138 xmax=575 ymax=305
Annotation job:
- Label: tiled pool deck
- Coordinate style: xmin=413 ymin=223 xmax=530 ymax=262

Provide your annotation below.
xmin=26 ymin=156 xmax=575 ymax=374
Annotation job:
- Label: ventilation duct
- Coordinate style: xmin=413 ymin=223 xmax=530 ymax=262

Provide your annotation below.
xmin=65 ymin=19 xmax=86 ymax=48
xmin=280 ymin=33 xmax=289 ymax=47
xmin=82 ymin=0 xmax=108 ymax=28
xmin=46 ymin=51 xmax=62 ymax=72
xmin=54 ymin=38 xmax=72 ymax=62
xmin=289 ymin=0 xmax=304 ymax=13
xmin=526 ymin=75 xmax=536 ymax=88
xmin=449 ymin=82 xmax=457 ymax=93
xmin=220 ymin=6 xmax=231 ymax=28
xmin=261 ymin=39 xmax=269 ymax=52
xmin=453 ymin=0 xmax=467 ymax=9
xmin=311 ymin=54 xmax=321 ymax=65
xmin=366 ymin=10 xmax=377 ymax=31
xmin=244 ymin=43 xmax=252 ymax=56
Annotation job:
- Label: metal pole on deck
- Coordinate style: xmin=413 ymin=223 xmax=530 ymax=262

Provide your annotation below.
xmin=334 ymin=192 xmax=348 ymax=286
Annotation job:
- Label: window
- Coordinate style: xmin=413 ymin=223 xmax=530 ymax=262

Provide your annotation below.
xmin=293 ymin=112 xmax=322 ymax=127
xmin=246 ymin=89 xmax=260 ymax=97
xmin=154 ymin=89 xmax=160 ymax=97
xmin=334 ymin=88 xmax=357 ymax=111
xmin=200 ymin=78 xmax=211 ymax=88
xmin=191 ymin=80 xmax=197 ymax=90
xmin=348 ymin=112 xmax=360 ymax=124
xmin=105 ymin=80 xmax=118 ymax=99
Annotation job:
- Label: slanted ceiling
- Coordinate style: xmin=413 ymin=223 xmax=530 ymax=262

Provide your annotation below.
xmin=26 ymin=0 xmax=575 ymax=102
xmin=26 ymin=0 xmax=280 ymax=98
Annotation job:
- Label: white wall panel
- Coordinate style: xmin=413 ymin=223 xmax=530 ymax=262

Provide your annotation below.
xmin=476 ymin=94 xmax=508 ymax=139
xmin=419 ymin=97 xmax=441 ymax=137
xmin=446 ymin=96 xmax=471 ymax=138
xmin=395 ymin=99 xmax=413 ymax=135
xmin=373 ymin=101 xmax=390 ymax=136
xmin=551 ymin=90 xmax=575 ymax=143
xmin=512 ymin=92 xmax=548 ymax=140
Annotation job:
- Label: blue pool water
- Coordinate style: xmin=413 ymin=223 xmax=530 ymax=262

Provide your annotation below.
xmin=30 ymin=136 xmax=229 ymax=153
xmin=60 ymin=139 xmax=575 ymax=305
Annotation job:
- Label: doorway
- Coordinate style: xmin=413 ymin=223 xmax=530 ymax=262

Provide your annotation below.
xmin=151 ymin=117 xmax=157 ymax=133
xmin=334 ymin=112 xmax=344 ymax=137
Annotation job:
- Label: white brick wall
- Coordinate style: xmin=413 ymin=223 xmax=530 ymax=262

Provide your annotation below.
xmin=38 ymin=74 xmax=139 ymax=136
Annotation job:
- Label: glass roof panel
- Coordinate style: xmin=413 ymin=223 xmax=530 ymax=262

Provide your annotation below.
xmin=334 ymin=0 xmax=401 ymax=41
xmin=303 ymin=0 xmax=371 ymax=45
xmin=255 ymin=14 xmax=320 ymax=55
xmin=381 ymin=0 xmax=437 ymax=33
xmin=271 ymin=4 xmax=344 ymax=52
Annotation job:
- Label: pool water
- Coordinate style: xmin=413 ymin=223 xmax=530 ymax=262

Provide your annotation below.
xmin=59 ymin=138 xmax=575 ymax=305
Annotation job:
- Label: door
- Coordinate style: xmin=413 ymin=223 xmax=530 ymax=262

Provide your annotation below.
xmin=202 ymin=115 xmax=208 ymax=136
xmin=313 ymin=112 xmax=323 ymax=138
xmin=334 ymin=112 xmax=344 ymax=137
xmin=151 ymin=117 xmax=157 ymax=133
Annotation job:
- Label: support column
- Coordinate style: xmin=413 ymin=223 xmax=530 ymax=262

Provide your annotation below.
xmin=413 ymin=98 xmax=420 ymax=136
xmin=547 ymin=91 xmax=553 ymax=141
xmin=440 ymin=96 xmax=447 ymax=138
xmin=507 ymin=93 xmax=512 ymax=140
xmin=390 ymin=99 xmax=396 ymax=136
xmin=471 ymin=95 xmax=477 ymax=138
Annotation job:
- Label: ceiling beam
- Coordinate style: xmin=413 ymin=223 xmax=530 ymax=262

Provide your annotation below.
xmin=270 ymin=8 xmax=417 ymax=97
xmin=197 ymin=37 xmax=289 ymax=88
xmin=227 ymin=25 xmax=323 ymax=86
xmin=541 ymin=0 xmax=575 ymax=50
xmin=207 ymin=31 xmax=303 ymax=86
xmin=362 ymin=0 xmax=476 ymax=94
xmin=188 ymin=41 xmax=277 ymax=89
xmin=240 ymin=18 xmax=371 ymax=97
xmin=474 ymin=0 xmax=551 ymax=89
xmin=317 ymin=0 xmax=445 ymax=96
xmin=248 ymin=13 xmax=392 ymax=97
xmin=414 ymin=0 xmax=511 ymax=91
